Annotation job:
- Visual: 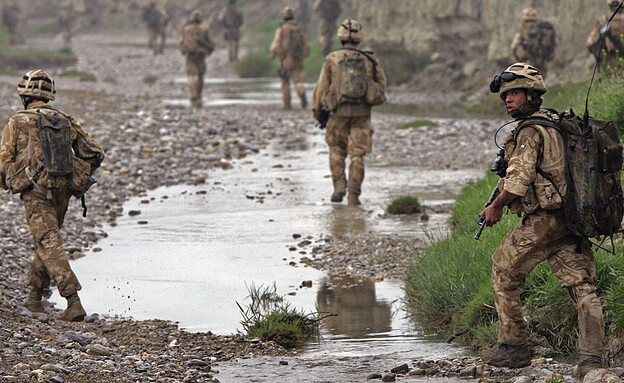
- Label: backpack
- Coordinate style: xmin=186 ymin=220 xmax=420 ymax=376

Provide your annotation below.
xmin=283 ymin=24 xmax=306 ymax=58
xmin=339 ymin=52 xmax=367 ymax=101
xmin=36 ymin=112 xmax=74 ymax=176
xmin=517 ymin=110 xmax=624 ymax=240
xmin=524 ymin=20 xmax=556 ymax=61
xmin=143 ymin=6 xmax=162 ymax=29
xmin=180 ymin=24 xmax=213 ymax=55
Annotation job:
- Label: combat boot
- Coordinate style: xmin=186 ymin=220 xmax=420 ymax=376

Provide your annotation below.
xmin=331 ymin=179 xmax=346 ymax=202
xmin=483 ymin=344 xmax=531 ymax=368
xmin=347 ymin=193 xmax=361 ymax=206
xmin=575 ymin=355 xmax=603 ymax=379
xmin=25 ymin=288 xmax=45 ymax=313
xmin=59 ymin=292 xmax=86 ymax=322
xmin=300 ymin=92 xmax=308 ymax=109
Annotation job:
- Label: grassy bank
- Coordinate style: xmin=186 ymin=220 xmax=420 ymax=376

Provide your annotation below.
xmin=405 ymin=171 xmax=624 ymax=355
xmin=0 ymin=47 xmax=77 ymax=70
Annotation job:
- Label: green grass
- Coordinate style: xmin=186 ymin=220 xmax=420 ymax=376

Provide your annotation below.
xmin=399 ymin=119 xmax=438 ymax=129
xmin=143 ymin=75 xmax=157 ymax=85
xmin=237 ymin=283 xmax=320 ymax=348
xmin=60 ymin=69 xmax=96 ymax=82
xmin=581 ymin=74 xmax=624 ymax=138
xmin=404 ymin=170 xmax=624 ymax=355
xmin=0 ymin=47 xmax=77 ymax=70
xmin=386 ymin=195 xmax=422 ymax=215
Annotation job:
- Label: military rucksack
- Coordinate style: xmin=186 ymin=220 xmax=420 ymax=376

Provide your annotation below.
xmin=283 ymin=24 xmax=306 ymax=58
xmin=21 ymin=110 xmax=75 ymax=176
xmin=143 ymin=6 xmax=162 ymax=29
xmin=517 ymin=110 xmax=624 ymax=240
xmin=339 ymin=52 xmax=367 ymax=101
xmin=523 ymin=20 xmax=556 ymax=61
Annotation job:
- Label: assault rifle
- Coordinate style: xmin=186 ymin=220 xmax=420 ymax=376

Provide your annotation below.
xmin=316 ymin=108 xmax=331 ymax=130
xmin=475 ymin=148 xmax=507 ymax=240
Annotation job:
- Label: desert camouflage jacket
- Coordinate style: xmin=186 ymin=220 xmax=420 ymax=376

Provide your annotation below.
xmin=500 ymin=109 xmax=567 ymax=215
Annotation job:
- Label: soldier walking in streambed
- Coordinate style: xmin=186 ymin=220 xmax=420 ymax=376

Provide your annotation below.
xmin=587 ymin=0 xmax=624 ymax=76
xmin=217 ymin=0 xmax=244 ymax=62
xmin=314 ymin=0 xmax=342 ymax=56
xmin=312 ymin=19 xmax=387 ymax=206
xmin=0 ymin=70 xmax=105 ymax=321
xmin=179 ymin=10 xmax=215 ymax=108
xmin=2 ymin=1 xmax=22 ymax=46
xmin=58 ymin=0 xmax=77 ymax=48
xmin=270 ymin=6 xmax=310 ymax=110
xmin=142 ymin=1 xmax=169 ymax=54
xmin=510 ymin=8 xmax=556 ymax=78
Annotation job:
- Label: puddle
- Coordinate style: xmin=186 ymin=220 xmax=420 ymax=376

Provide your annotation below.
xmin=164 ymin=77 xmax=317 ymax=107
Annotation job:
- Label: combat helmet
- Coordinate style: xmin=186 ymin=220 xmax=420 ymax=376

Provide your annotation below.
xmin=190 ymin=9 xmax=203 ymax=23
xmin=490 ymin=62 xmax=547 ymax=100
xmin=607 ymin=0 xmax=620 ymax=7
xmin=282 ymin=6 xmax=295 ymax=20
xmin=17 ymin=69 xmax=56 ymax=101
xmin=522 ymin=7 xmax=538 ymax=21
xmin=337 ymin=19 xmax=363 ymax=43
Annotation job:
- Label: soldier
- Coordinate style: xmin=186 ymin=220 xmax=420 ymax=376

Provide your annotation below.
xmin=2 ymin=1 xmax=21 ymax=46
xmin=510 ymin=8 xmax=556 ymax=79
xmin=179 ymin=10 xmax=215 ymax=108
xmin=0 ymin=70 xmax=105 ymax=321
xmin=312 ymin=20 xmax=387 ymax=206
xmin=296 ymin=0 xmax=311 ymax=36
xmin=314 ymin=0 xmax=342 ymax=56
xmin=142 ymin=0 xmax=169 ymax=54
xmin=270 ymin=6 xmax=310 ymax=110
xmin=481 ymin=63 xmax=604 ymax=379
xmin=218 ymin=0 xmax=243 ymax=62
xmin=587 ymin=0 xmax=624 ymax=77
xmin=58 ymin=0 xmax=76 ymax=48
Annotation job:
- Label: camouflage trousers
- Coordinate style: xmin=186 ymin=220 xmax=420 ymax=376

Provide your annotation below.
xmin=492 ymin=209 xmax=604 ymax=356
xmin=7 ymin=23 xmax=18 ymax=46
xmin=224 ymin=29 xmax=240 ymax=62
xmin=318 ymin=18 xmax=338 ymax=56
xmin=148 ymin=27 xmax=166 ymax=54
xmin=185 ymin=55 xmax=206 ymax=108
xmin=325 ymin=115 xmax=373 ymax=197
xmin=22 ymin=186 xmax=82 ymax=298
xmin=280 ymin=67 xmax=306 ymax=109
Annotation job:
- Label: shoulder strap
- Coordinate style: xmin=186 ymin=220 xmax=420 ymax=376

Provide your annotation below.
xmin=340 ymin=47 xmax=379 ymax=82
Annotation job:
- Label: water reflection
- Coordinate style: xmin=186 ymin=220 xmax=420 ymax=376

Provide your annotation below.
xmin=328 ymin=205 xmax=368 ymax=238
xmin=317 ymin=275 xmax=392 ymax=338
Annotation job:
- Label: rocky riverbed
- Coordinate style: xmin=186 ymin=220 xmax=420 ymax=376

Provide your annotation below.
xmin=0 ymin=35 xmax=620 ymax=382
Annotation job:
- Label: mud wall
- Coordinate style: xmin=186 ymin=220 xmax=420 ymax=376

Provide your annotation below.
xmin=352 ymin=0 xmax=608 ymax=88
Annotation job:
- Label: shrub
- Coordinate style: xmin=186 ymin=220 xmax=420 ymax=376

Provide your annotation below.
xmin=582 ymin=74 xmax=624 ymax=138
xmin=61 ymin=69 xmax=97 ymax=82
xmin=143 ymin=75 xmax=157 ymax=85
xmin=398 ymin=119 xmax=438 ymax=129
xmin=237 ymin=283 xmax=320 ymax=348
xmin=234 ymin=48 xmax=277 ymax=78
xmin=367 ymin=39 xmax=430 ymax=86
xmin=386 ymin=195 xmax=422 ymax=215
xmin=0 ymin=47 xmax=77 ymax=69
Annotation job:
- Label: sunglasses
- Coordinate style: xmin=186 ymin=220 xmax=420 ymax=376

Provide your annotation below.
xmin=489 ymin=72 xmax=525 ymax=93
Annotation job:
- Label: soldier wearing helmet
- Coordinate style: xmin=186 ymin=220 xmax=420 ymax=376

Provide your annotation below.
xmin=270 ymin=6 xmax=310 ymax=110
xmin=314 ymin=0 xmax=342 ymax=56
xmin=0 ymin=70 xmax=105 ymax=322
xmin=179 ymin=9 xmax=215 ymax=108
xmin=481 ymin=63 xmax=605 ymax=378
xmin=58 ymin=0 xmax=77 ymax=48
xmin=587 ymin=0 xmax=624 ymax=76
xmin=2 ymin=1 xmax=22 ymax=46
xmin=217 ymin=0 xmax=244 ymax=62
xmin=510 ymin=8 xmax=557 ymax=78
xmin=142 ymin=0 xmax=169 ymax=54
xmin=312 ymin=19 xmax=387 ymax=206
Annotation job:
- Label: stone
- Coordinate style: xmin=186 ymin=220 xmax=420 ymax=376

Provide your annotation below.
xmin=390 ymin=364 xmax=409 ymax=374
xmin=514 ymin=377 xmax=531 ymax=383
xmin=460 ymin=366 xmax=477 ymax=377
xmin=381 ymin=374 xmax=396 ymax=382
xmin=51 ymin=377 xmax=65 ymax=383
xmin=188 ymin=359 xmax=208 ymax=367
xmin=87 ymin=344 xmax=113 ymax=357
xmin=367 ymin=373 xmax=382 ymax=379
xmin=62 ymin=331 xmax=92 ymax=346
xmin=408 ymin=369 xmax=425 ymax=376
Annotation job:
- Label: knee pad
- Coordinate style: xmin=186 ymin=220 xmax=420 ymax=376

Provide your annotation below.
xmin=567 ymin=283 xmax=598 ymax=309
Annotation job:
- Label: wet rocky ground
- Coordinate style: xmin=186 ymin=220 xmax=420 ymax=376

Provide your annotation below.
xmin=0 ymin=35 xmax=619 ymax=382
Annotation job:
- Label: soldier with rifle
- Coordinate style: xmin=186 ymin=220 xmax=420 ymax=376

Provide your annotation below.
xmin=587 ymin=0 xmax=624 ymax=76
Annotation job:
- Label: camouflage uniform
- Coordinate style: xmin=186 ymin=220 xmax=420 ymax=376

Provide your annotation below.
xmin=492 ymin=110 xmax=605 ymax=357
xmin=0 ymin=101 xmax=105 ymax=299
xmin=587 ymin=11 xmax=624 ymax=77
xmin=142 ymin=2 xmax=169 ymax=54
xmin=296 ymin=0 xmax=311 ymax=35
xmin=270 ymin=10 xmax=310 ymax=110
xmin=2 ymin=2 xmax=21 ymax=46
xmin=218 ymin=1 xmax=243 ymax=62
xmin=312 ymin=22 xmax=387 ymax=205
xmin=314 ymin=0 xmax=342 ymax=56
xmin=58 ymin=0 xmax=76 ymax=48
xmin=511 ymin=23 xmax=549 ymax=78
xmin=179 ymin=11 xmax=215 ymax=108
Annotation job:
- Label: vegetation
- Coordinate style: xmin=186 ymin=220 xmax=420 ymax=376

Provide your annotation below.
xmin=143 ymin=75 xmax=158 ymax=85
xmin=387 ymin=195 xmax=423 ymax=215
xmin=0 ymin=47 xmax=77 ymax=70
xmin=367 ymin=40 xmax=430 ymax=86
xmin=583 ymin=74 xmax=624 ymax=137
xmin=61 ymin=70 xmax=97 ymax=82
xmin=398 ymin=119 xmax=438 ymax=129
xmin=404 ymin=170 xmax=624 ymax=355
xmin=237 ymin=283 xmax=321 ymax=348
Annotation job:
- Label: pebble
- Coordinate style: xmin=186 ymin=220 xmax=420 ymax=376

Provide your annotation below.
xmin=381 ymin=373 xmax=396 ymax=382
xmin=390 ymin=363 xmax=409 ymax=374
